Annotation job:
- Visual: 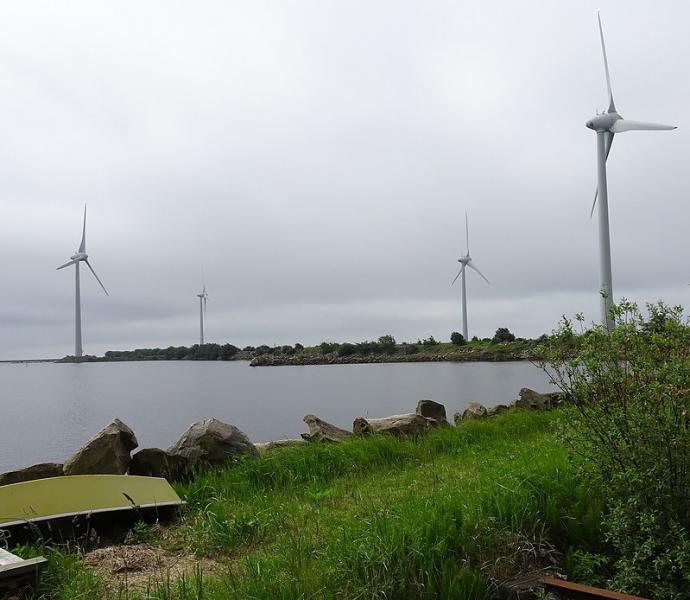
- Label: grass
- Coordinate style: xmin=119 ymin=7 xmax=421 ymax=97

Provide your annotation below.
xmin=12 ymin=409 xmax=603 ymax=599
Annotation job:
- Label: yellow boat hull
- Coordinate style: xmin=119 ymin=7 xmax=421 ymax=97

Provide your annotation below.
xmin=0 ymin=475 xmax=184 ymax=529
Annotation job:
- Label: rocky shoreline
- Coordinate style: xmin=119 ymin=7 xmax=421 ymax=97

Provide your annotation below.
xmin=0 ymin=388 xmax=563 ymax=487
xmin=249 ymin=348 xmax=538 ymax=367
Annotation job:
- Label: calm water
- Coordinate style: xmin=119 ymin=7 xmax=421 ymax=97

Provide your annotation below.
xmin=0 ymin=360 xmax=554 ymax=473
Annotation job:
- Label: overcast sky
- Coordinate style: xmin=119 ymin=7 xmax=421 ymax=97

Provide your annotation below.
xmin=1 ymin=1 xmax=689 ymax=359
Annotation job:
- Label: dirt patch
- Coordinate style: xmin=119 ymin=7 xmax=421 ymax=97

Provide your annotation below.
xmin=85 ymin=544 xmax=223 ymax=593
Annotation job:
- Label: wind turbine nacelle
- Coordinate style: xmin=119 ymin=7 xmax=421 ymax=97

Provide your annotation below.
xmin=586 ymin=112 xmax=621 ymax=131
xmin=70 ymin=252 xmax=88 ymax=261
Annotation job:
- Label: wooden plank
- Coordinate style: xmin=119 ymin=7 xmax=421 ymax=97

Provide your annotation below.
xmin=542 ymin=577 xmax=647 ymax=600
xmin=0 ymin=548 xmax=23 ymax=567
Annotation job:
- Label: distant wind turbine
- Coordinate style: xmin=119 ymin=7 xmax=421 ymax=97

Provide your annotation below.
xmin=451 ymin=213 xmax=490 ymax=341
xmin=586 ymin=12 xmax=676 ymax=329
xmin=56 ymin=206 xmax=109 ymax=357
xmin=197 ymin=281 xmax=208 ymax=345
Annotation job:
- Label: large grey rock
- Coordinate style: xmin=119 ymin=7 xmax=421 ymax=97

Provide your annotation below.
xmin=129 ymin=448 xmax=188 ymax=480
xmin=255 ymin=438 xmax=306 ymax=455
xmin=301 ymin=415 xmax=352 ymax=442
xmin=415 ymin=399 xmax=448 ymax=425
xmin=515 ymin=388 xmax=553 ymax=410
xmin=64 ymin=419 xmax=138 ymax=475
xmin=487 ymin=404 xmax=510 ymax=418
xmin=353 ymin=413 xmax=439 ymax=437
xmin=454 ymin=402 xmax=487 ymax=424
xmin=167 ymin=419 xmax=258 ymax=470
xmin=0 ymin=463 xmax=63 ymax=486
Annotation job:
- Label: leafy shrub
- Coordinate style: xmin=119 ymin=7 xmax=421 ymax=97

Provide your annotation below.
xmin=337 ymin=343 xmax=356 ymax=356
xmin=400 ymin=343 xmax=419 ymax=355
xmin=450 ymin=331 xmax=466 ymax=346
xmin=421 ymin=336 xmax=439 ymax=346
xmin=492 ymin=327 xmax=515 ymax=343
xmin=377 ymin=335 xmax=396 ymax=354
xmin=541 ymin=301 xmax=690 ymax=597
xmin=319 ymin=342 xmax=338 ymax=354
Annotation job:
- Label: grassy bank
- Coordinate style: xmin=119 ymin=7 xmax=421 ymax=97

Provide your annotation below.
xmin=14 ymin=410 xmax=603 ymax=599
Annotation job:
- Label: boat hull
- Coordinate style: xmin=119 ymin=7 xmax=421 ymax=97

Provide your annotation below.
xmin=0 ymin=475 xmax=184 ymax=533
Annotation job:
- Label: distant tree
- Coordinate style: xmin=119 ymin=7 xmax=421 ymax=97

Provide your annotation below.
xmin=281 ymin=345 xmax=295 ymax=355
xmin=471 ymin=336 xmax=479 ymax=342
xmin=450 ymin=332 xmax=466 ymax=346
xmin=319 ymin=341 xmax=338 ymax=354
xmin=337 ymin=342 xmax=356 ymax=356
xmin=377 ymin=335 xmax=396 ymax=354
xmin=356 ymin=341 xmax=377 ymax=355
xmin=492 ymin=327 xmax=516 ymax=343
xmin=400 ymin=343 xmax=419 ymax=355
xmin=294 ymin=343 xmax=304 ymax=351
xmin=255 ymin=345 xmax=271 ymax=355
xmin=243 ymin=345 xmax=256 ymax=352
xmin=421 ymin=336 xmax=439 ymax=346
xmin=221 ymin=344 xmax=239 ymax=360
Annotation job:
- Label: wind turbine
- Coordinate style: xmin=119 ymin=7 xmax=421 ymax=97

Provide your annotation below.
xmin=197 ymin=281 xmax=208 ymax=345
xmin=57 ymin=206 xmax=109 ymax=357
xmin=451 ymin=213 xmax=490 ymax=341
xmin=586 ymin=12 xmax=676 ymax=330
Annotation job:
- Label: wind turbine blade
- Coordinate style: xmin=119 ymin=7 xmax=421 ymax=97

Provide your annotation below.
xmin=610 ymin=119 xmax=677 ymax=133
xmin=79 ymin=205 xmax=87 ymax=253
xmin=465 ymin=211 xmax=469 ymax=255
xmin=467 ymin=261 xmax=490 ymax=284
xmin=590 ymin=132 xmax=615 ymax=218
xmin=56 ymin=259 xmax=78 ymax=270
xmin=451 ymin=266 xmax=464 ymax=286
xmin=85 ymin=259 xmax=109 ymax=295
xmin=597 ymin=12 xmax=615 ymax=113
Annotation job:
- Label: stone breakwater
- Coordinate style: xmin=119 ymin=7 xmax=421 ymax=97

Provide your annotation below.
xmin=250 ymin=349 xmax=538 ymax=367
xmin=0 ymin=388 xmax=564 ymax=487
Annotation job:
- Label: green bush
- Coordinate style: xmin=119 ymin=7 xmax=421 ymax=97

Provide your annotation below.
xmin=541 ymin=301 xmax=690 ymax=598
xmin=319 ymin=341 xmax=338 ymax=354
xmin=377 ymin=334 xmax=396 ymax=354
xmin=492 ymin=327 xmax=515 ymax=343
xmin=450 ymin=331 xmax=466 ymax=346
xmin=337 ymin=342 xmax=356 ymax=356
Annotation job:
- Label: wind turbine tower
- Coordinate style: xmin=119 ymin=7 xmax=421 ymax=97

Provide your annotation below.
xmin=451 ymin=213 xmax=490 ymax=341
xmin=197 ymin=283 xmax=208 ymax=345
xmin=586 ymin=13 xmax=676 ymax=329
xmin=57 ymin=206 xmax=109 ymax=357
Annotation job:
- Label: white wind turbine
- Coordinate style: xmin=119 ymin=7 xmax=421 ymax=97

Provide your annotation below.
xmin=57 ymin=206 xmax=109 ymax=357
xmin=586 ymin=12 xmax=676 ymax=330
xmin=451 ymin=213 xmax=490 ymax=341
xmin=197 ymin=281 xmax=208 ymax=345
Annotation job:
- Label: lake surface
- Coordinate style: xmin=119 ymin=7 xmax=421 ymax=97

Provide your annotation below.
xmin=0 ymin=360 xmax=554 ymax=473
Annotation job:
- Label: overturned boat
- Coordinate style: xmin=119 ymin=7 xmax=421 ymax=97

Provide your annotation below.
xmin=0 ymin=475 xmax=184 ymax=541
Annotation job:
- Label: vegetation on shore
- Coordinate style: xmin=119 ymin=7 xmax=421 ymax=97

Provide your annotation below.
xmin=87 ymin=328 xmax=540 ymax=366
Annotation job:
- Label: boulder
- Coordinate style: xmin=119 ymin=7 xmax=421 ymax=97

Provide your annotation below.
xmin=415 ymin=399 xmax=448 ymax=424
xmin=129 ymin=448 xmax=188 ymax=480
xmin=454 ymin=402 xmax=487 ymax=424
xmin=255 ymin=438 xmax=306 ymax=455
xmin=63 ymin=419 xmax=138 ymax=475
xmin=301 ymin=415 xmax=352 ymax=443
xmin=515 ymin=388 xmax=552 ymax=410
xmin=353 ymin=413 xmax=439 ymax=437
xmin=0 ymin=463 xmax=63 ymax=486
xmin=167 ymin=419 xmax=258 ymax=470
xmin=487 ymin=404 xmax=510 ymax=418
